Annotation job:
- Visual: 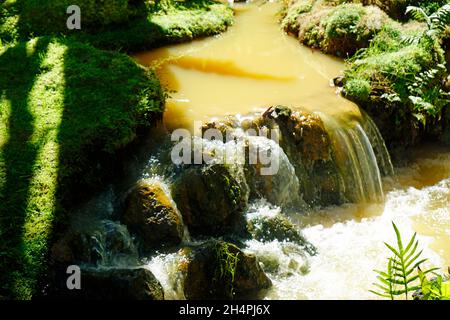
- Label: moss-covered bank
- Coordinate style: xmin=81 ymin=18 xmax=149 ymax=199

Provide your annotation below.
xmin=0 ymin=0 xmax=234 ymax=300
xmin=0 ymin=37 xmax=164 ymax=299
xmin=0 ymin=0 xmax=234 ymax=52
xmin=281 ymin=0 xmax=450 ymax=156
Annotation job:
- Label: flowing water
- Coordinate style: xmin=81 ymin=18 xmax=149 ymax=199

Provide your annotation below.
xmin=102 ymin=0 xmax=450 ymax=300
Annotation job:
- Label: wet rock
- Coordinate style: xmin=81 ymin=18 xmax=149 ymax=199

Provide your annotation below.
xmin=123 ymin=179 xmax=184 ymax=251
xmin=183 ymin=241 xmax=271 ymax=300
xmin=51 ymin=219 xmax=138 ymax=267
xmin=246 ymin=214 xmax=316 ymax=256
xmin=259 ymin=106 xmax=345 ymax=206
xmin=80 ymin=267 xmax=164 ymax=300
xmin=172 ymin=164 xmax=249 ymax=237
xmin=333 ymin=76 xmax=345 ymax=87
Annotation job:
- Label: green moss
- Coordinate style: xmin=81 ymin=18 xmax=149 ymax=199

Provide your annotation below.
xmin=344 ymin=30 xmax=447 ymax=145
xmin=222 ymin=173 xmax=241 ymax=207
xmin=343 ymin=78 xmax=372 ymax=100
xmin=295 ymin=3 xmax=390 ymax=56
xmin=281 ymin=0 xmax=314 ymax=34
xmin=0 ymin=37 xmax=164 ymax=299
xmin=1 ymin=0 xmax=234 ymax=52
xmin=213 ymin=241 xmax=240 ymax=297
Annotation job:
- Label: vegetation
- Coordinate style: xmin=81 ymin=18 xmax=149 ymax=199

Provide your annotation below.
xmin=417 ymin=267 xmax=450 ymax=300
xmin=0 ymin=37 xmax=164 ymax=299
xmin=213 ymin=241 xmax=240 ymax=297
xmin=281 ymin=0 xmax=450 ymax=150
xmin=402 ymin=4 xmax=450 ymax=45
xmin=343 ymin=5 xmax=449 ymax=149
xmin=370 ymin=222 xmax=446 ymax=300
xmin=0 ymin=0 xmax=234 ymax=300
xmin=282 ymin=1 xmax=390 ymax=57
xmin=0 ymin=0 xmax=234 ymax=52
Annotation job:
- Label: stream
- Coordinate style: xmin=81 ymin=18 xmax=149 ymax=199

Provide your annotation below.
xmin=70 ymin=0 xmax=449 ymax=300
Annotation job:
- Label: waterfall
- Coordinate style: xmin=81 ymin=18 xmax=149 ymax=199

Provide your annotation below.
xmin=361 ymin=112 xmax=395 ymax=177
xmin=319 ymin=113 xmax=389 ymax=203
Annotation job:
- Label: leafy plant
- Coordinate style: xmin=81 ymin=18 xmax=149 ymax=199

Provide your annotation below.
xmin=416 ymin=267 xmax=450 ymax=300
xmin=406 ymin=63 xmax=449 ymax=125
xmin=370 ymin=222 xmax=439 ymax=300
xmin=402 ymin=4 xmax=450 ymax=45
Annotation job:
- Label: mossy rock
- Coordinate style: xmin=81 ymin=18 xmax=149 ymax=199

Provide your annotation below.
xmin=259 ymin=106 xmax=345 ymax=207
xmin=343 ymin=29 xmax=448 ymax=155
xmin=1 ymin=0 xmax=234 ymax=52
xmin=298 ymin=3 xmax=390 ymax=57
xmin=79 ymin=267 xmax=164 ymax=300
xmin=182 ymin=240 xmax=272 ymax=300
xmin=123 ymin=179 xmax=184 ymax=251
xmin=172 ymin=164 xmax=249 ymax=237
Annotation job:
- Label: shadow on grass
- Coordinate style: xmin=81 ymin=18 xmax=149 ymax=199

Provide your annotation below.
xmin=0 ymin=38 xmax=50 ymax=298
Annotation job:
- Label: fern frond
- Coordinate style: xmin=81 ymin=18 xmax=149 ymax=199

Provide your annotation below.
xmin=430 ymin=4 xmax=450 ymax=33
xmin=406 ymin=6 xmax=432 ymax=28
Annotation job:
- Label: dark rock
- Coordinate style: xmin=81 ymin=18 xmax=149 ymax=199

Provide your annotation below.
xmin=173 ymin=164 xmax=249 ymax=237
xmin=80 ymin=267 xmax=164 ymax=300
xmin=123 ymin=179 xmax=184 ymax=251
xmin=246 ymin=214 xmax=316 ymax=256
xmin=51 ymin=219 xmax=138 ymax=267
xmin=333 ymin=76 xmax=345 ymax=87
xmin=259 ymin=106 xmax=345 ymax=206
xmin=183 ymin=241 xmax=271 ymax=300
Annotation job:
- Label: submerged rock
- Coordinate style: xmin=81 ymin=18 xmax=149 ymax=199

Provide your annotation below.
xmin=123 ymin=179 xmax=184 ymax=251
xmin=182 ymin=241 xmax=271 ymax=300
xmin=246 ymin=213 xmax=316 ymax=256
xmin=80 ymin=267 xmax=164 ymax=300
xmin=51 ymin=219 xmax=138 ymax=267
xmin=172 ymin=164 xmax=249 ymax=237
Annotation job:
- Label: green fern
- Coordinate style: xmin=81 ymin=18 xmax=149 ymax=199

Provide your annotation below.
xmin=416 ymin=267 xmax=450 ymax=300
xmin=371 ymin=222 xmax=439 ymax=300
xmin=402 ymin=4 xmax=450 ymax=45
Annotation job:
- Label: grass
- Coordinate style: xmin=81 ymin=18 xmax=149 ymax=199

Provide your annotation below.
xmin=0 ymin=0 xmax=233 ymax=300
xmin=0 ymin=0 xmax=234 ymax=52
xmin=0 ymin=37 xmax=164 ymax=299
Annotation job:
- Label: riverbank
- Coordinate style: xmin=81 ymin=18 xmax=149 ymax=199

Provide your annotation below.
xmin=0 ymin=0 xmax=234 ymax=52
xmin=281 ymin=0 xmax=450 ymax=161
xmin=0 ymin=0 xmax=234 ymax=299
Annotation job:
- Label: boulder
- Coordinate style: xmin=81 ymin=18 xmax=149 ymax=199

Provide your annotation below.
xmin=259 ymin=106 xmax=345 ymax=206
xmin=123 ymin=179 xmax=184 ymax=251
xmin=80 ymin=267 xmax=164 ymax=300
xmin=246 ymin=214 xmax=317 ymax=256
xmin=172 ymin=164 xmax=249 ymax=237
xmin=183 ymin=241 xmax=271 ymax=300
xmin=51 ymin=219 xmax=138 ymax=267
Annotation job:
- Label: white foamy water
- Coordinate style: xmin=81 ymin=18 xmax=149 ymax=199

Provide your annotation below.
xmin=245 ymin=173 xmax=449 ymax=299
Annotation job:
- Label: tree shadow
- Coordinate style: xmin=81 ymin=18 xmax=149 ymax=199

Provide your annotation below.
xmin=0 ymin=38 xmax=50 ymax=298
